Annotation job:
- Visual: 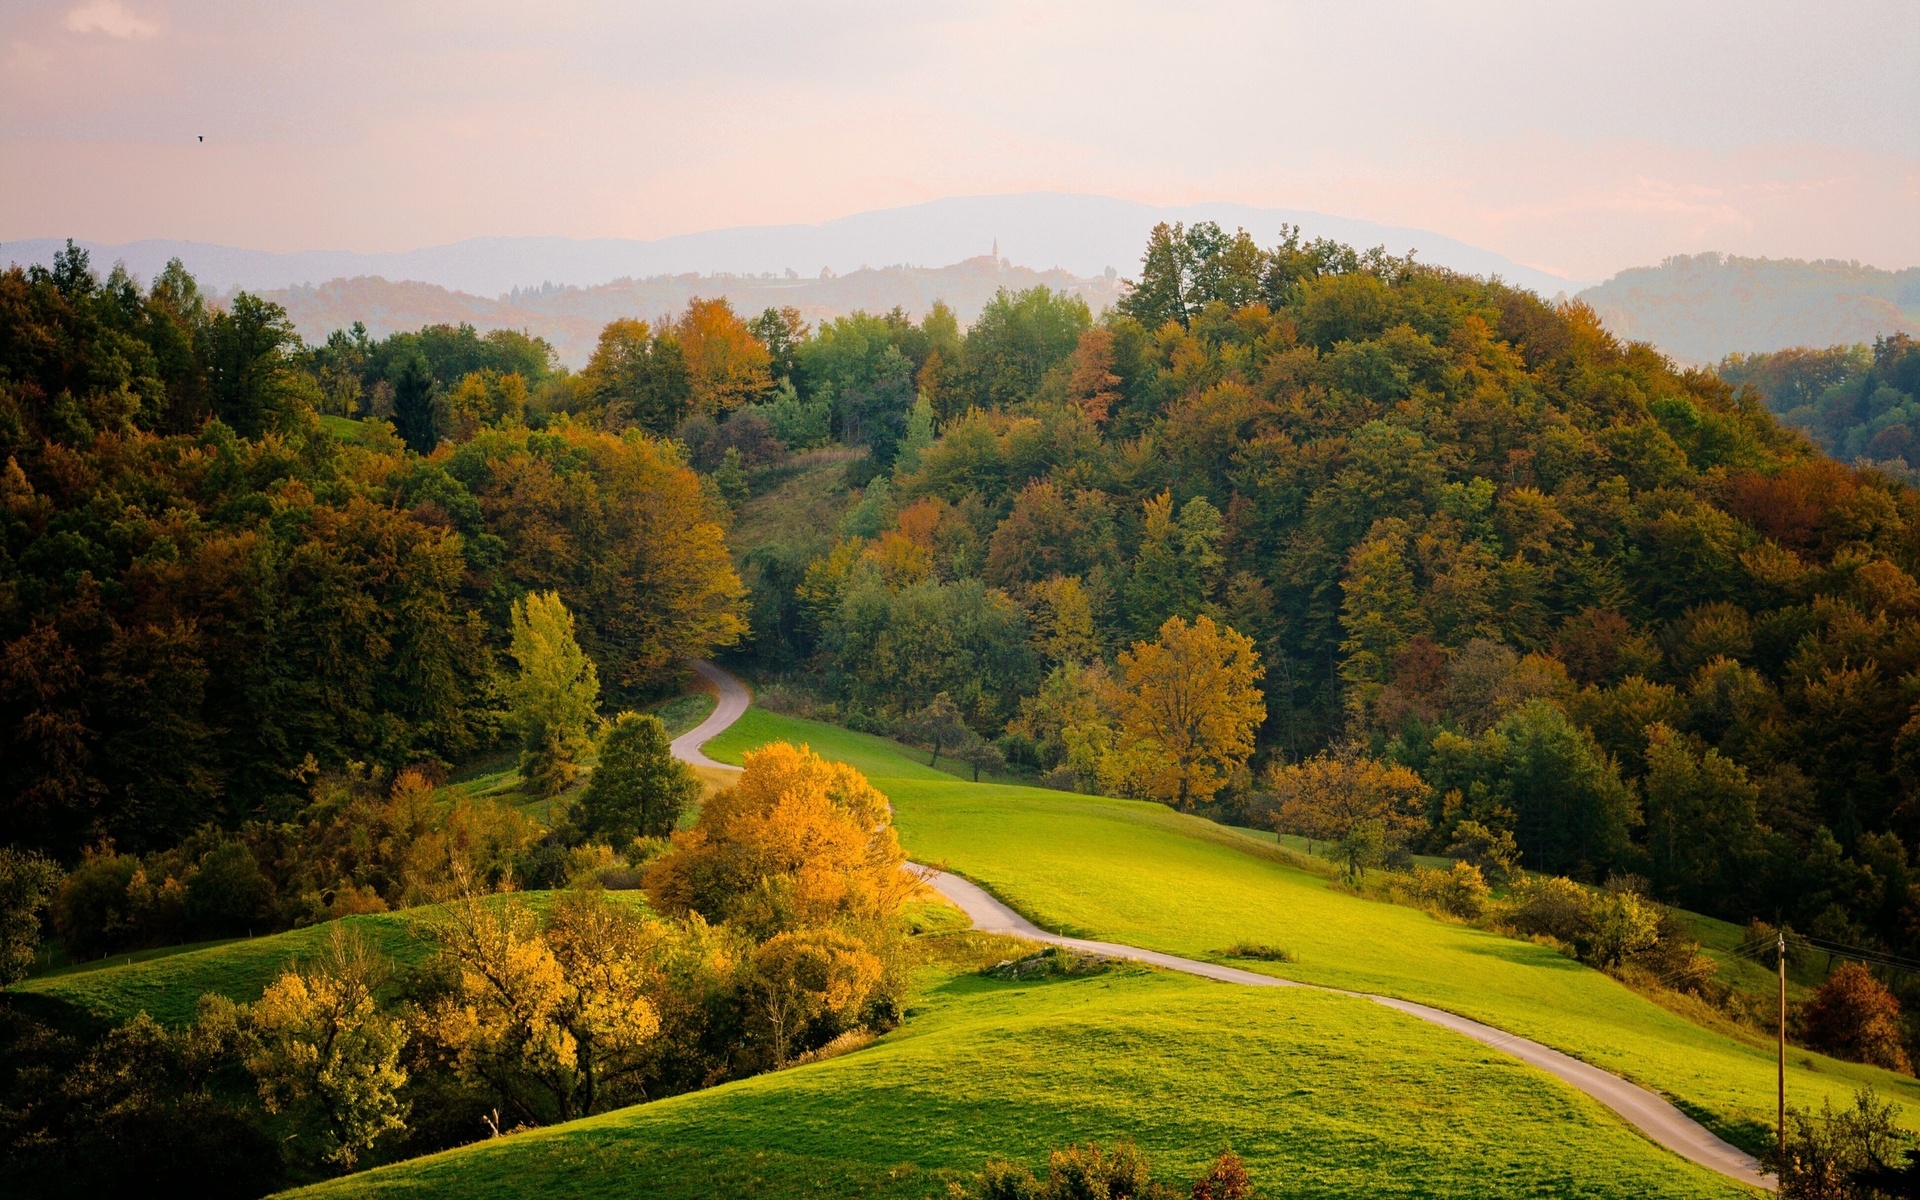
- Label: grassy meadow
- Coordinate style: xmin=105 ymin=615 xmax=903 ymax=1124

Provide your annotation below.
xmin=705 ymin=709 xmax=1920 ymax=1152
xmin=292 ymin=961 xmax=1752 ymax=1200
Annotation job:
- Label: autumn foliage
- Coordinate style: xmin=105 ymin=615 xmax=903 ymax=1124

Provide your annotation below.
xmin=643 ymin=741 xmax=911 ymax=936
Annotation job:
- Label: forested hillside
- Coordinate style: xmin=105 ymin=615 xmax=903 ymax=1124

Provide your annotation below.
xmin=0 ymin=246 xmax=744 ymax=859
xmin=1581 ymin=252 xmax=1920 ymax=365
xmin=722 ymin=222 xmax=1920 ymax=962
xmin=1722 ymin=335 xmax=1920 ymax=480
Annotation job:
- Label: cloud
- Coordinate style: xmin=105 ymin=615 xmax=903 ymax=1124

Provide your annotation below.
xmin=65 ymin=1 xmax=158 ymax=40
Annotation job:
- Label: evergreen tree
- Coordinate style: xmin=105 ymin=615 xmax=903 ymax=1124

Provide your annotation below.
xmin=577 ymin=712 xmax=701 ymax=843
xmin=391 ymin=353 xmax=438 ymax=452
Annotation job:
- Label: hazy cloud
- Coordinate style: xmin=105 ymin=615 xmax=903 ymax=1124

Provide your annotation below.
xmin=2 ymin=0 xmax=1916 ymax=278
xmin=64 ymin=0 xmax=157 ymax=40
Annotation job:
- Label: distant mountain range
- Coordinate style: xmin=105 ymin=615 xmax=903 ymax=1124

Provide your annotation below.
xmin=261 ymin=260 xmax=1119 ymax=366
xmin=1575 ymin=254 xmax=1920 ymax=364
xmin=0 ymin=192 xmax=1580 ymax=298
xmin=9 ymin=194 xmax=1917 ymax=367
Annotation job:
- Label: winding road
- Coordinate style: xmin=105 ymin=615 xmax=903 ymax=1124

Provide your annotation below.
xmin=672 ymin=662 xmax=1773 ymax=1192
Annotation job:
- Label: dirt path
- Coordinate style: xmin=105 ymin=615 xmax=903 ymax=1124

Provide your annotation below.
xmin=673 ymin=663 xmax=1773 ymax=1193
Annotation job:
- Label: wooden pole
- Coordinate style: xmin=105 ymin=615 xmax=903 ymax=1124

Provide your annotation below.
xmin=1778 ymin=931 xmax=1787 ymax=1167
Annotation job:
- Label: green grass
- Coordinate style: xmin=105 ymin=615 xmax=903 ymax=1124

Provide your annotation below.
xmin=649 ymin=692 xmax=716 ymax=738
xmin=13 ymin=891 xmax=645 ymax=1027
xmin=292 ymin=964 xmax=1751 ymax=1200
xmin=15 ymin=910 xmax=435 ymax=1026
xmin=715 ymin=709 xmax=1920 ymax=1151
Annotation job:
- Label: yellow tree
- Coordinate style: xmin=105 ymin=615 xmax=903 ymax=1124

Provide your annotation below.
xmin=676 ymin=296 xmax=773 ymax=417
xmin=746 ymin=928 xmax=884 ymax=1067
xmin=418 ymin=883 xmax=660 ymax=1125
xmin=642 ymin=742 xmax=910 ymax=937
xmin=1267 ymin=748 xmax=1427 ymax=878
xmin=247 ymin=925 xmax=409 ymax=1168
xmin=1114 ymin=615 xmax=1264 ymax=809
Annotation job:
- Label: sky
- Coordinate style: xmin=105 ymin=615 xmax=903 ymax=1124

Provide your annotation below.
xmin=2 ymin=0 xmax=1917 ymax=282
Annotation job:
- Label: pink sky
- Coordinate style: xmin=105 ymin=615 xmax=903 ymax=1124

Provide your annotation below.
xmin=4 ymin=0 xmax=1917 ymax=281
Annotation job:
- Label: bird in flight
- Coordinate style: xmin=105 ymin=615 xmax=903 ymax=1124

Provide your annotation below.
xmin=197 ymin=135 xmax=204 ymax=142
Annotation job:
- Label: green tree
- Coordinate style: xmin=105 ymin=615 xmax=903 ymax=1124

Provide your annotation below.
xmin=579 ymin=318 xmax=692 ymax=434
xmin=960 ymin=286 xmax=1092 ymax=409
xmin=577 ymin=712 xmax=701 ymax=844
xmin=504 ymin=591 xmax=601 ymax=796
xmin=390 ymin=352 xmax=438 ymax=453
xmin=206 ymin=292 xmax=308 ymax=438
xmin=0 ymin=847 xmax=60 ymax=985
xmin=899 ymin=693 xmax=974 ymax=767
xmin=1642 ymin=723 xmax=1761 ymax=907
xmin=1124 ymin=491 xmax=1222 ymax=639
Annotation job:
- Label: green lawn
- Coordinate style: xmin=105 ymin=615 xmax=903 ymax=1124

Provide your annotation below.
xmin=708 ymin=709 xmax=1920 ymax=1152
xmin=14 ymin=891 xmax=645 ymax=1027
xmin=292 ymin=964 xmax=1750 ymax=1200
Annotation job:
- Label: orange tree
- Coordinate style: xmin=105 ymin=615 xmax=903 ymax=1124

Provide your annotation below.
xmin=1113 ymin=614 xmax=1264 ymax=810
xmin=1268 ymin=748 xmax=1428 ymax=878
xmin=642 ymin=742 xmax=911 ymax=938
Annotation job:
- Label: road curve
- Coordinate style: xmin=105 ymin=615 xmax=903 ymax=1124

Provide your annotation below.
xmin=669 ymin=660 xmax=751 ymax=769
xmin=671 ymin=662 xmax=1773 ymax=1193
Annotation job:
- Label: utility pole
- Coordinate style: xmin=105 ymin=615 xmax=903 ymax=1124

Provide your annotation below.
xmin=1777 ymin=930 xmax=1787 ymax=1168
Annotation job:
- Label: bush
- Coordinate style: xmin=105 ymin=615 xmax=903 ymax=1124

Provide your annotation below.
xmin=1505 ymin=875 xmax=1594 ymax=944
xmin=1802 ymin=964 xmax=1913 ymax=1074
xmin=1774 ymin=1087 xmax=1913 ymax=1199
xmin=1408 ymin=862 xmax=1491 ymax=920
xmin=952 ymin=1143 xmax=1250 ymax=1200
xmin=1443 ymin=820 xmax=1520 ymax=887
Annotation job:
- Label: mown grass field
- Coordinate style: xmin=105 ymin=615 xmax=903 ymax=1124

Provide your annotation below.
xmin=293 ymin=962 xmax=1752 ymax=1200
xmin=706 ymin=710 xmax=1920 ymax=1151
xmin=14 ymin=892 xmax=646 ymax=1027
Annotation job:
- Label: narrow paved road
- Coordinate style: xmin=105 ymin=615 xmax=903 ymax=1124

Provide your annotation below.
xmin=670 ymin=660 xmax=751 ymax=769
xmin=672 ymin=662 xmax=1773 ymax=1192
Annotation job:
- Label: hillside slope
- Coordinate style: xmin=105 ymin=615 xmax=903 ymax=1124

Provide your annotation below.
xmin=702 ymin=711 xmax=1920 ymax=1153
xmin=1580 ymin=252 xmax=1920 ymax=364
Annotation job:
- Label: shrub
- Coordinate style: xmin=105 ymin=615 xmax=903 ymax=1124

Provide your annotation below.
xmin=1581 ymin=889 xmax=1662 ymax=968
xmin=1220 ymin=942 xmax=1295 ymax=963
xmin=1505 ymin=875 xmax=1594 ymax=944
xmin=1773 ymin=1087 xmax=1912 ymax=1199
xmin=1189 ymin=1151 xmax=1255 ymax=1200
xmin=1408 ymin=862 xmax=1491 ymax=920
xmin=1443 ymin=820 xmax=1520 ymax=887
xmin=1802 ymin=964 xmax=1913 ymax=1074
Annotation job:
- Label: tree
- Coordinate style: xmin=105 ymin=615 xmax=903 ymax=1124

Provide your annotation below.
xmin=577 ymin=712 xmax=701 ymax=845
xmin=206 ymin=292 xmax=307 ymax=438
xmin=579 ymin=318 xmax=692 ymax=434
xmin=503 ymin=591 xmax=601 ymax=797
xmin=675 ymin=296 xmax=772 ymax=416
xmin=0 ymin=846 xmax=60 ymax=985
xmin=390 ymin=352 xmax=438 ymax=453
xmin=1114 ymin=615 xmax=1264 ymax=809
xmin=1642 ymin=723 xmax=1760 ymax=907
xmin=419 ymin=883 xmax=662 ymax=1125
xmin=642 ymin=742 xmax=910 ymax=937
xmin=1268 ymin=749 xmax=1427 ymax=879
xmin=1124 ymin=492 xmax=1222 ymax=639
xmin=745 ymin=927 xmax=883 ymax=1067
xmin=899 ymin=693 xmax=973 ymax=767
xmin=246 ymin=925 xmax=409 ymax=1169
xmin=960 ymin=286 xmax=1092 ymax=410
xmin=1802 ymin=964 xmax=1912 ymax=1074
xmin=957 ymin=737 xmax=1007 ymax=783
